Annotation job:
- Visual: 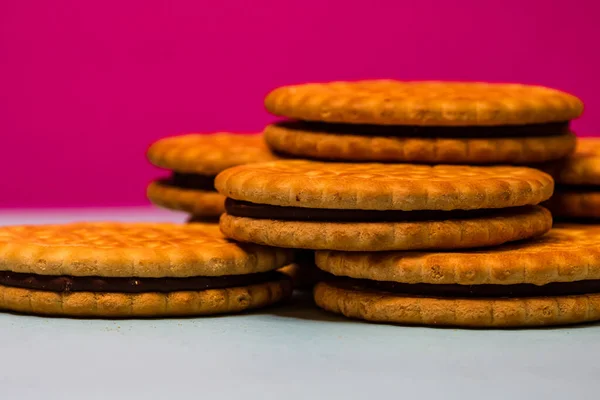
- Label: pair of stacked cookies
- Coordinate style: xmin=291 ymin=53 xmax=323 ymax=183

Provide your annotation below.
xmin=214 ymin=80 xmax=600 ymax=327
xmin=147 ymin=133 xmax=276 ymax=221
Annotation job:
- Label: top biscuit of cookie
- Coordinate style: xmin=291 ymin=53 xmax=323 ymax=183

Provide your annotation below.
xmin=316 ymin=224 xmax=600 ymax=285
xmin=147 ymin=133 xmax=277 ymax=175
xmin=544 ymin=138 xmax=600 ymax=185
xmin=215 ymin=160 xmax=554 ymax=211
xmin=265 ymin=80 xmax=583 ymax=126
xmin=0 ymin=222 xmax=293 ymax=278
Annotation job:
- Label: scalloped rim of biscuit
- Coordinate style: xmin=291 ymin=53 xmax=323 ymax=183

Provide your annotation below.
xmin=315 ymin=224 xmax=600 ymax=285
xmin=314 ymin=281 xmax=600 ymax=328
xmin=0 ymin=222 xmax=293 ymax=277
xmin=0 ymin=279 xmax=292 ymax=317
xmin=215 ymin=160 xmax=555 ymax=211
xmin=264 ymin=124 xmax=577 ymax=164
xmin=147 ymin=133 xmax=276 ymax=175
xmin=219 ymin=206 xmax=552 ymax=251
xmin=265 ymin=80 xmax=584 ymax=126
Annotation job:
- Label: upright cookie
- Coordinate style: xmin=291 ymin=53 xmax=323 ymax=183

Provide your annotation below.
xmin=147 ymin=133 xmax=277 ymax=218
xmin=544 ymin=138 xmax=600 ymax=219
xmin=216 ymin=160 xmax=554 ymax=251
xmin=314 ymin=224 xmax=600 ymax=328
xmin=0 ymin=222 xmax=293 ymax=317
xmin=263 ymin=81 xmax=582 ymax=164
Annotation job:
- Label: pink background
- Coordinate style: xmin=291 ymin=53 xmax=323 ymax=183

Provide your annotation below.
xmin=1 ymin=0 xmax=599 ymax=208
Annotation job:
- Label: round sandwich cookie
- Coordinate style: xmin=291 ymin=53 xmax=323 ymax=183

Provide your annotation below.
xmin=264 ymin=80 xmax=583 ymax=164
xmin=314 ymin=224 xmax=600 ymax=328
xmin=147 ymin=133 xmax=277 ymax=218
xmin=0 ymin=222 xmax=293 ymax=317
xmin=543 ymin=138 xmax=600 ymax=219
xmin=216 ymin=160 xmax=554 ymax=251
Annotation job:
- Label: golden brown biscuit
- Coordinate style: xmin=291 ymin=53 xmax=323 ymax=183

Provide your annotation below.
xmin=215 ymin=160 xmax=554 ymax=211
xmin=0 ymin=222 xmax=294 ymax=317
xmin=147 ymin=133 xmax=277 ymax=175
xmin=147 ymin=180 xmax=225 ymax=217
xmin=265 ymin=80 xmax=583 ymax=126
xmin=540 ymin=138 xmax=600 ymax=219
xmin=314 ymin=281 xmax=600 ymax=328
xmin=544 ymin=191 xmax=600 ymax=219
xmin=544 ymin=138 xmax=600 ymax=185
xmin=0 ymin=222 xmax=293 ymax=277
xmin=0 ymin=280 xmax=291 ymax=317
xmin=264 ymin=123 xmax=576 ymax=164
xmin=219 ymin=206 xmax=552 ymax=251
xmin=315 ymin=224 xmax=600 ymax=285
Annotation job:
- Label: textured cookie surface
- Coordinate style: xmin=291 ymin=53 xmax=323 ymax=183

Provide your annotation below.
xmin=147 ymin=133 xmax=277 ymax=175
xmin=544 ymin=192 xmax=600 ymax=219
xmin=147 ymin=180 xmax=225 ymax=217
xmin=0 ymin=222 xmax=293 ymax=277
xmin=0 ymin=279 xmax=292 ymax=317
xmin=265 ymin=80 xmax=583 ymax=126
xmin=264 ymin=123 xmax=576 ymax=164
xmin=215 ymin=160 xmax=554 ymax=211
xmin=314 ymin=281 xmax=600 ymax=328
xmin=544 ymin=138 xmax=600 ymax=185
xmin=316 ymin=223 xmax=600 ymax=285
xmin=219 ymin=206 xmax=552 ymax=251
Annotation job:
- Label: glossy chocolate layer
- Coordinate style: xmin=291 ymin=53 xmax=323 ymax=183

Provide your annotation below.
xmin=277 ymin=121 xmax=571 ymax=139
xmin=161 ymin=173 xmax=216 ymax=191
xmin=333 ymin=277 xmax=600 ymax=298
xmin=0 ymin=271 xmax=286 ymax=293
xmin=225 ymin=198 xmax=531 ymax=222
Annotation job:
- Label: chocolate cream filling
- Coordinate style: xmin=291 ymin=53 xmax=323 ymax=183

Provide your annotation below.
xmin=331 ymin=277 xmax=600 ymax=298
xmin=0 ymin=271 xmax=286 ymax=294
xmin=555 ymin=184 xmax=600 ymax=193
xmin=159 ymin=173 xmax=216 ymax=191
xmin=225 ymin=198 xmax=535 ymax=222
xmin=276 ymin=121 xmax=571 ymax=139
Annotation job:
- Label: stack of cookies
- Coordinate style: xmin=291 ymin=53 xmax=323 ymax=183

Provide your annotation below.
xmin=146 ymin=132 xmax=319 ymax=289
xmin=3 ymin=79 xmax=597 ymax=328
xmin=147 ymin=133 xmax=276 ymax=222
xmin=314 ymin=224 xmax=600 ymax=328
xmin=263 ymin=80 xmax=582 ymax=165
xmin=544 ymin=138 xmax=600 ymax=220
xmin=213 ymin=79 xmax=597 ymax=328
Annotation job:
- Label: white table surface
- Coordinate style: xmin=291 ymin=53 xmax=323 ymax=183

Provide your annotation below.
xmin=0 ymin=208 xmax=598 ymax=400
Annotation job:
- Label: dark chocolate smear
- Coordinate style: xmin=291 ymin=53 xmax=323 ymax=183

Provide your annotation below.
xmin=332 ymin=276 xmax=600 ymax=298
xmin=0 ymin=271 xmax=286 ymax=294
xmin=276 ymin=121 xmax=571 ymax=139
xmin=225 ymin=199 xmax=533 ymax=222
xmin=555 ymin=184 xmax=600 ymax=194
xmin=160 ymin=173 xmax=216 ymax=191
